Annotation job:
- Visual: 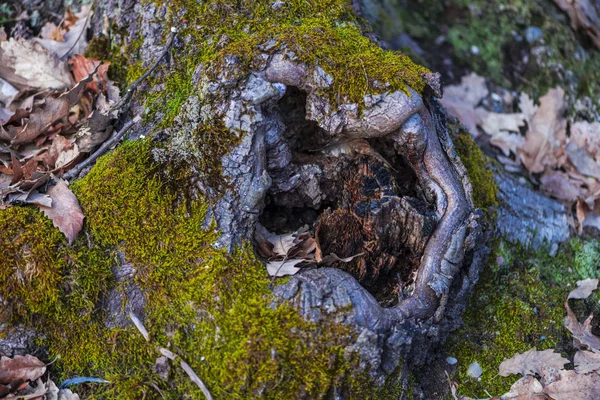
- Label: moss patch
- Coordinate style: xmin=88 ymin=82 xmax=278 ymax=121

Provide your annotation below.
xmin=143 ymin=0 xmax=428 ymax=125
xmin=445 ymin=237 xmax=600 ymax=397
xmin=453 ymin=134 xmax=498 ymax=211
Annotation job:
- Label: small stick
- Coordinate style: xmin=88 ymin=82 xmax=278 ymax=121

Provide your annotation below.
xmin=110 ymin=28 xmax=177 ymax=114
xmin=63 ymin=115 xmax=141 ymax=180
xmin=129 ymin=313 xmax=214 ymax=400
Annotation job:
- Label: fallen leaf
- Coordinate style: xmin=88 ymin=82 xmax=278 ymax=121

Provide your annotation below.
xmin=518 ymin=88 xmax=567 ymax=174
xmin=498 ymin=348 xmax=569 ymax=377
xmin=500 ymin=376 xmax=546 ymax=400
xmin=568 ymin=279 xmax=599 ymax=300
xmin=570 ymin=121 xmax=600 ymax=162
xmin=540 ymin=171 xmax=585 ymax=203
xmin=9 ymin=96 xmax=71 ymax=145
xmin=254 ymin=223 xmax=316 ymax=260
xmin=15 ymin=378 xmax=48 ymax=400
xmin=34 ymin=5 xmax=92 ymax=59
xmin=574 ymin=350 xmax=600 ymax=373
xmin=439 ymin=72 xmax=488 ymax=138
xmin=57 ymin=388 xmax=81 ymax=400
xmin=542 ymin=369 xmax=600 ymax=400
xmin=67 ymin=55 xmax=113 ymax=95
xmin=9 ymin=71 xmax=95 ymax=146
xmin=564 ymin=299 xmax=600 ymax=353
xmin=566 ymin=142 xmax=600 ymax=180
xmin=38 ymin=180 xmax=84 ymax=244
xmin=320 ymin=252 xmax=364 ymax=265
xmin=0 ymin=38 xmax=73 ymax=90
xmin=0 ymin=355 xmax=46 ymax=384
xmin=489 ymin=130 xmax=526 ymax=157
xmin=266 ymin=259 xmax=306 ymax=277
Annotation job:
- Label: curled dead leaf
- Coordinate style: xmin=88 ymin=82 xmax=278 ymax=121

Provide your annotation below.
xmin=0 ymin=355 xmax=46 ymax=385
xmin=38 ymin=180 xmax=84 ymax=244
xmin=498 ymin=348 xmax=569 ymax=377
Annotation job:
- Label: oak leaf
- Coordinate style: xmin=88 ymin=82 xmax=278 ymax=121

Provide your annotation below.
xmin=518 ymin=88 xmax=567 ymax=174
xmin=568 ymin=279 xmax=599 ymax=300
xmin=498 ymin=348 xmax=569 ymax=377
xmin=542 ymin=369 xmax=600 ymax=400
xmin=564 ymin=299 xmax=600 ymax=353
xmin=574 ymin=350 xmax=600 ymax=374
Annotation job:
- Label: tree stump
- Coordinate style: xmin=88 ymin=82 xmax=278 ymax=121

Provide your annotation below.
xmin=0 ymin=0 xmax=490 ymax=397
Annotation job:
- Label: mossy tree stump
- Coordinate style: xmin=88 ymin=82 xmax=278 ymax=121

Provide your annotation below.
xmin=0 ymin=1 xmax=491 ymax=398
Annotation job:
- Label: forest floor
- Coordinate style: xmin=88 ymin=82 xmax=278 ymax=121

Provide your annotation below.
xmin=1 ymin=1 xmax=600 ymax=399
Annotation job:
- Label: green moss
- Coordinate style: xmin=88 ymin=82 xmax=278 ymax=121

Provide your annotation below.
xmin=0 ymin=206 xmax=113 ymax=324
xmin=142 ymin=0 xmax=428 ymax=127
xmin=0 ymin=140 xmax=404 ymax=398
xmin=445 ymin=237 xmax=600 ymax=397
xmin=570 ymin=238 xmax=600 ymax=279
xmin=450 ymin=125 xmax=499 ymax=211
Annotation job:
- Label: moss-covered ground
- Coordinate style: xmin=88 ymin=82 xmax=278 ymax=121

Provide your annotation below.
xmin=445 ymin=237 xmax=600 ymax=398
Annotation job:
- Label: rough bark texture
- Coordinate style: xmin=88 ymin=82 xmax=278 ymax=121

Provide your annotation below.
xmin=1 ymin=0 xmax=492 ymax=396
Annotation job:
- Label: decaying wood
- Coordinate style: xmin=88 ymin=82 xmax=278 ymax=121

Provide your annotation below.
xmin=2 ymin=0 xmax=490 ymax=392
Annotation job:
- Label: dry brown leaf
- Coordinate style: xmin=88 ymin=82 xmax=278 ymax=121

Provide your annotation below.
xmin=39 ymin=22 xmax=61 ymax=41
xmin=34 ymin=5 xmax=92 ymax=59
xmin=38 ymin=180 xmax=84 ymax=244
xmin=500 ymin=376 xmax=546 ymax=400
xmin=564 ymin=299 xmax=600 ymax=353
xmin=9 ymin=96 xmax=71 ymax=145
xmin=0 ymin=355 xmax=46 ymax=385
xmin=67 ymin=55 xmax=114 ymax=95
xmin=518 ymin=88 xmax=567 ymax=174
xmin=73 ymin=115 xmax=112 ymax=153
xmin=479 ymin=111 xmax=526 ymax=156
xmin=439 ymin=72 xmax=488 ymax=138
xmin=574 ymin=350 xmax=600 ymax=373
xmin=542 ymin=369 xmax=600 ymax=400
xmin=489 ymin=131 xmax=526 ymax=157
xmin=498 ymin=348 xmax=569 ymax=377
xmin=568 ymin=279 xmax=599 ymax=300
xmin=570 ymin=121 xmax=600 ymax=162
xmin=0 ymin=38 xmax=73 ymax=90
xmin=553 ymin=0 xmax=600 ymax=49
xmin=539 ymin=171 xmax=585 ymax=203
xmin=9 ymin=71 xmax=95 ymax=146
xmin=566 ymin=141 xmax=600 ymax=180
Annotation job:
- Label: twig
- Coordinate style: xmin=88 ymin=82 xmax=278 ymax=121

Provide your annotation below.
xmin=110 ymin=28 xmax=177 ymax=114
xmin=129 ymin=313 xmax=214 ymax=400
xmin=63 ymin=115 xmax=141 ymax=180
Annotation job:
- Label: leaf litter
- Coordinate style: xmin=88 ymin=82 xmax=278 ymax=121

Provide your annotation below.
xmin=0 ymin=354 xmax=81 ymax=399
xmin=0 ymin=6 xmax=120 ymax=244
xmin=454 ymin=280 xmax=600 ymax=399
xmin=255 ymin=223 xmax=364 ymax=277
xmin=442 ymin=73 xmax=600 ymax=234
